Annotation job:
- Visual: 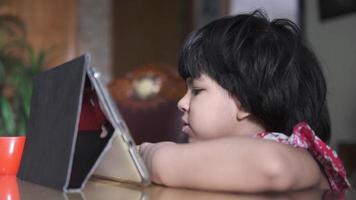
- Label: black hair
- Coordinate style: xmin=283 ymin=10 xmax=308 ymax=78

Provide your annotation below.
xmin=178 ymin=10 xmax=331 ymax=142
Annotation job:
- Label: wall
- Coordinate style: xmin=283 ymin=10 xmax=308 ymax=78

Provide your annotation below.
xmin=0 ymin=0 xmax=78 ymax=68
xmin=0 ymin=0 xmax=113 ymax=81
xmin=229 ymin=0 xmax=300 ymax=25
xmin=78 ymin=0 xmax=112 ymax=82
xmin=305 ymin=0 xmax=356 ymax=147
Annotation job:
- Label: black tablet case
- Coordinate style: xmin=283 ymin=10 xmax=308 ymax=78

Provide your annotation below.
xmin=17 ymin=54 xmax=114 ymax=192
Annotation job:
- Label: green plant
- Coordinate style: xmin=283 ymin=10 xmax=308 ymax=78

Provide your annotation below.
xmin=0 ymin=15 xmax=45 ymax=136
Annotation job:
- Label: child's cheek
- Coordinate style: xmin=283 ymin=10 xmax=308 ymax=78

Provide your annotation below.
xmin=191 ymin=119 xmax=218 ymax=140
xmin=189 ymin=107 xmax=219 ymax=139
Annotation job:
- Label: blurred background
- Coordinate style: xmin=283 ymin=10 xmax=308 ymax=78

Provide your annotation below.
xmin=0 ymin=0 xmax=355 ymax=181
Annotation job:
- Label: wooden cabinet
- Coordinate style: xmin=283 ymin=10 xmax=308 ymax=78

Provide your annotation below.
xmin=112 ymin=0 xmax=192 ymax=76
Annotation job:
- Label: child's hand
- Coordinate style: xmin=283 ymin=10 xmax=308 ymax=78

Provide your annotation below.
xmin=139 ymin=141 xmax=176 ymax=184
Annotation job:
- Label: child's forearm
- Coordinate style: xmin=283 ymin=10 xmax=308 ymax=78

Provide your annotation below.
xmin=148 ymin=137 xmax=322 ymax=192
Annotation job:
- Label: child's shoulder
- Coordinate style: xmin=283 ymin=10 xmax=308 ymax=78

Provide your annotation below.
xmin=255 ymin=122 xmax=351 ymax=191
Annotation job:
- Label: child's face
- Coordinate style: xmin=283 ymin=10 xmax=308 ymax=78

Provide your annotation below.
xmin=178 ymin=74 xmax=250 ymax=142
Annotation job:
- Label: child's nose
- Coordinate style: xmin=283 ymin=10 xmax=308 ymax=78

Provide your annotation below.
xmin=177 ymin=92 xmax=189 ymax=112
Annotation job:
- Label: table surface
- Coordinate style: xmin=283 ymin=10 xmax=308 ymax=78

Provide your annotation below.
xmin=1 ymin=176 xmax=354 ymax=200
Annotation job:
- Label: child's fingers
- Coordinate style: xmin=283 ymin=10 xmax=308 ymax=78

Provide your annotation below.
xmin=138 ymin=142 xmax=157 ymax=173
xmin=140 ymin=142 xmax=152 ymax=151
xmin=138 ymin=142 xmax=153 ymax=157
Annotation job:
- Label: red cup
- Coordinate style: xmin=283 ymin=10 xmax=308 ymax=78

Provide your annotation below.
xmin=0 ymin=136 xmax=26 ymax=175
xmin=0 ymin=175 xmax=20 ymax=200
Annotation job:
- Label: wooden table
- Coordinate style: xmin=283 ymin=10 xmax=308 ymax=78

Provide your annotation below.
xmin=1 ymin=176 xmax=355 ymax=200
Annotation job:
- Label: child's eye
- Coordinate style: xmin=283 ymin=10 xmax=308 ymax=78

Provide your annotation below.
xmin=191 ymin=88 xmax=203 ymax=96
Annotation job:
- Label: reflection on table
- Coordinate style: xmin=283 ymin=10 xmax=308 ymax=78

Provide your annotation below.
xmin=1 ymin=176 xmax=355 ymax=200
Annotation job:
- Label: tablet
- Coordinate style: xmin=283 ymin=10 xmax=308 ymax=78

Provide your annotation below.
xmin=86 ymin=66 xmax=151 ymax=186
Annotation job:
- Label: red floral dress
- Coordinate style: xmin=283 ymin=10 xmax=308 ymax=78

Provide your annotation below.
xmin=255 ymin=122 xmax=352 ymax=192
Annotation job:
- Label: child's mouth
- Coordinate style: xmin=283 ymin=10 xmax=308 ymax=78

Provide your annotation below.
xmin=182 ymin=123 xmax=192 ymax=134
xmin=181 ymin=118 xmax=192 ymax=136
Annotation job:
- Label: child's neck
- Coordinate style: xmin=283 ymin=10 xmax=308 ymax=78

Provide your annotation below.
xmin=234 ymin=117 xmax=266 ymax=137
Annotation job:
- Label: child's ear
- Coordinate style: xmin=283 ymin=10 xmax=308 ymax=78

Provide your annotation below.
xmin=235 ymin=99 xmax=251 ymax=120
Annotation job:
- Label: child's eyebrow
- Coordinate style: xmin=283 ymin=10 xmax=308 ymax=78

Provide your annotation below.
xmin=186 ymin=78 xmax=193 ymax=87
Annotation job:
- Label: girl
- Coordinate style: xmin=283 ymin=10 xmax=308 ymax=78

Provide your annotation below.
xmin=139 ymin=10 xmax=352 ymax=192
